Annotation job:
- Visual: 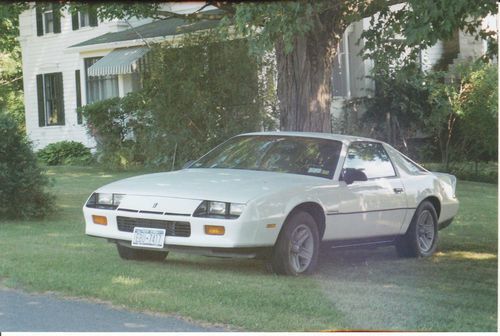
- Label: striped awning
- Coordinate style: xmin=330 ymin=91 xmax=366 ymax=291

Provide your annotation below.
xmin=87 ymin=46 xmax=150 ymax=76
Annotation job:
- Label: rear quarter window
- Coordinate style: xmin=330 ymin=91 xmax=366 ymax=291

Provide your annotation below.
xmin=384 ymin=145 xmax=428 ymax=176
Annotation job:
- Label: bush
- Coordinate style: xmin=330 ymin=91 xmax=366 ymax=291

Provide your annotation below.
xmin=37 ymin=141 xmax=93 ymax=166
xmin=79 ymin=95 xmax=145 ymax=168
xmin=0 ymin=113 xmax=54 ymax=219
xmin=80 ymin=34 xmax=277 ymax=169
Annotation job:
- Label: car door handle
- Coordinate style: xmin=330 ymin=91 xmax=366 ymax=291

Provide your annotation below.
xmin=393 ymin=188 xmax=404 ymax=194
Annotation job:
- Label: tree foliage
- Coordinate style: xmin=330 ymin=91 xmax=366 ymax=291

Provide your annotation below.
xmin=362 ymin=63 xmax=431 ymax=150
xmin=0 ymin=3 xmax=27 ymax=129
xmin=80 ymin=34 xmax=275 ymax=169
xmin=451 ymin=62 xmax=498 ymax=163
xmin=363 ymin=58 xmax=497 ymax=167
xmin=362 ymin=0 xmax=497 ymax=66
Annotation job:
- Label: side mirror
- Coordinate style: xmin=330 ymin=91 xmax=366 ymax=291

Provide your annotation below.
xmin=342 ymin=168 xmax=368 ymax=185
xmin=182 ymin=160 xmax=195 ymax=169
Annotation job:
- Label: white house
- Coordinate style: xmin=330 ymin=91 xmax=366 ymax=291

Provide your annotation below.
xmin=18 ymin=2 xmax=496 ymax=150
xmin=18 ymin=2 xmax=217 ymax=150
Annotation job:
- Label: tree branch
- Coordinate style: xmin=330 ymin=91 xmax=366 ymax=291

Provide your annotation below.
xmin=155 ymin=2 xmax=233 ymax=21
xmin=0 ymin=76 xmax=22 ymax=85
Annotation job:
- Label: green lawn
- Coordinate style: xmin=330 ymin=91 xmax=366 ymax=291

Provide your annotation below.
xmin=0 ymin=166 xmax=497 ymax=331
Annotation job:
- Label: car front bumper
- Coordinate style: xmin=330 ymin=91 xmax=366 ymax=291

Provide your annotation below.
xmin=83 ymin=206 xmax=278 ymax=250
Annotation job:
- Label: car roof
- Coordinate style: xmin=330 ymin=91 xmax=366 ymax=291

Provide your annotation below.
xmin=239 ymin=131 xmax=382 ymax=144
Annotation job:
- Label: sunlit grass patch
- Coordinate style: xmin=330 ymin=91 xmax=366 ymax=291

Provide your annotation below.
xmin=111 ymin=276 xmax=143 ymax=286
xmin=435 ymin=251 xmax=497 ymax=260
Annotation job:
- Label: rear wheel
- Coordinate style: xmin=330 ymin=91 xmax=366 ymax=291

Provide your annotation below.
xmin=396 ymin=201 xmax=438 ymax=258
xmin=270 ymin=211 xmax=319 ymax=275
xmin=116 ymin=243 xmax=168 ymax=262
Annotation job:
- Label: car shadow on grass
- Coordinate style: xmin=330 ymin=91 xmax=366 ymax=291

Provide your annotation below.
xmin=147 ymin=254 xmax=270 ymax=276
xmin=157 ymin=244 xmax=401 ymax=277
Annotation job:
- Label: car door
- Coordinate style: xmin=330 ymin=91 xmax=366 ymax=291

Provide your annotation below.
xmin=324 ymin=141 xmax=409 ymax=240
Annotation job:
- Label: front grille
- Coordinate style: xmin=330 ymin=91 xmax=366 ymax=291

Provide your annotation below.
xmin=116 ymin=216 xmax=191 ymax=237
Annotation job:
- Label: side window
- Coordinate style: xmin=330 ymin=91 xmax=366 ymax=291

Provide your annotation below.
xmin=343 ymin=142 xmax=396 ymax=179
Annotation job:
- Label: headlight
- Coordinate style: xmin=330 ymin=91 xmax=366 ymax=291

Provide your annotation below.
xmin=193 ymin=201 xmax=245 ymax=219
xmin=86 ymin=193 xmax=124 ymax=210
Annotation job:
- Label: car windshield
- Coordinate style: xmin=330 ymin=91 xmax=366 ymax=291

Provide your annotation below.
xmin=191 ymin=135 xmax=343 ymax=179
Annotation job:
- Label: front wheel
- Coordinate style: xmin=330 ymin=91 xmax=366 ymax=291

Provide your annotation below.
xmin=116 ymin=243 xmax=168 ymax=262
xmin=270 ymin=211 xmax=320 ymax=275
xmin=396 ymin=201 xmax=438 ymax=258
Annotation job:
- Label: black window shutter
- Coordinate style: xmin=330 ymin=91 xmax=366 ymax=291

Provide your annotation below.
xmin=54 ymin=72 xmax=65 ymax=125
xmin=52 ymin=3 xmax=61 ymax=34
xmin=75 ymin=70 xmax=82 ymax=124
xmin=36 ymin=6 xmax=44 ymax=36
xmin=72 ymin=11 xmax=79 ymax=30
xmin=88 ymin=6 xmax=98 ymax=27
xmin=36 ymin=74 xmax=46 ymax=126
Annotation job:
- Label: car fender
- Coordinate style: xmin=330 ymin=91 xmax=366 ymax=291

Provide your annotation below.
xmin=243 ymin=187 xmax=327 ymax=246
xmin=398 ymin=175 xmax=444 ymax=234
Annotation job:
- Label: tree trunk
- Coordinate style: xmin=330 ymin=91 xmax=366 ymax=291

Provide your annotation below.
xmin=275 ymin=29 xmax=336 ymax=133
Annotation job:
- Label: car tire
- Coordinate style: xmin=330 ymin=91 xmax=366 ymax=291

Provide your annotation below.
xmin=270 ymin=211 xmax=320 ymax=275
xmin=396 ymin=200 xmax=438 ymax=258
xmin=116 ymin=243 xmax=168 ymax=262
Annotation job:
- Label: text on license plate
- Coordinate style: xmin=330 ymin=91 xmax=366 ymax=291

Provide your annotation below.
xmin=132 ymin=227 xmax=166 ymax=248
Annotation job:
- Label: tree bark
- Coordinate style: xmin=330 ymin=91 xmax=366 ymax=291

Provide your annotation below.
xmin=275 ymin=28 xmax=337 ymax=133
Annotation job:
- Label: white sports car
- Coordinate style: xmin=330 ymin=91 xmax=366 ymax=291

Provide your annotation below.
xmin=84 ymin=132 xmax=459 ymax=275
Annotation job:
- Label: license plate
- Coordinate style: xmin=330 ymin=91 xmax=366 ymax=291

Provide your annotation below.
xmin=132 ymin=227 xmax=166 ymax=249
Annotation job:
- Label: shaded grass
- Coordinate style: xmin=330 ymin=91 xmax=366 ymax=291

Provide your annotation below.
xmin=0 ymin=166 xmax=497 ymax=331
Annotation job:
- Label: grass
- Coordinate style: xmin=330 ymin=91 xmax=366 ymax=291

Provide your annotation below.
xmin=0 ymin=166 xmax=497 ymax=331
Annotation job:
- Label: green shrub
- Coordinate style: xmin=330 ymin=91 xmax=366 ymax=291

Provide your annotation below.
xmin=79 ymin=95 xmax=145 ymax=169
xmin=0 ymin=113 xmax=54 ymax=219
xmin=80 ymin=34 xmax=277 ymax=169
xmin=37 ymin=141 xmax=93 ymax=166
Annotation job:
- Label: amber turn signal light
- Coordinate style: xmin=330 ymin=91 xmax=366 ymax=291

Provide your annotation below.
xmin=92 ymin=215 xmax=108 ymax=225
xmin=204 ymin=225 xmax=225 ymax=235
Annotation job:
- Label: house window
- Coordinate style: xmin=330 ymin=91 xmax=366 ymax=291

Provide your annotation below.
xmin=36 ymin=4 xmax=61 ymax=36
xmin=44 ymin=10 xmax=54 ymax=33
xmin=36 ymin=72 xmax=65 ymax=126
xmin=72 ymin=7 xmax=98 ymax=30
xmin=84 ymin=57 xmax=119 ymax=104
xmin=80 ymin=11 xmax=90 ymax=27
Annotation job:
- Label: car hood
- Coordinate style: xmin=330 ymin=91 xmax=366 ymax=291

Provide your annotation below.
xmin=97 ymin=168 xmax=326 ymax=204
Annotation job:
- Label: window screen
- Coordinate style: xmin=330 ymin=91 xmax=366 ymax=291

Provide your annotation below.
xmin=84 ymin=57 xmax=119 ymax=104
